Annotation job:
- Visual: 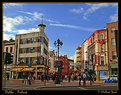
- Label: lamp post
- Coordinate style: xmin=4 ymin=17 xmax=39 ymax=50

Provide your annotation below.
xmin=54 ymin=38 xmax=63 ymax=84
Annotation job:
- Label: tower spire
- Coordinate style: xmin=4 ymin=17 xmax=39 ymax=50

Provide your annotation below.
xmin=41 ymin=16 xmax=43 ymax=24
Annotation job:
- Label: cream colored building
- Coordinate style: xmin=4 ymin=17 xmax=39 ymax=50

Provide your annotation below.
xmin=12 ymin=23 xmax=49 ymax=79
xmin=48 ymin=50 xmax=57 ymax=75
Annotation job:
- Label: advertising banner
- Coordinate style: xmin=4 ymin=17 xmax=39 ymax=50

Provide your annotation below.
xmin=99 ymin=71 xmax=108 ymax=80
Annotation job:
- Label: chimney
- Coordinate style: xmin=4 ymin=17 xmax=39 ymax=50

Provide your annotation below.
xmin=104 ymin=27 xmax=106 ymax=29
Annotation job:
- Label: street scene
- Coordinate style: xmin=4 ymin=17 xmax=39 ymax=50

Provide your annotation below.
xmin=2 ymin=2 xmax=119 ymax=92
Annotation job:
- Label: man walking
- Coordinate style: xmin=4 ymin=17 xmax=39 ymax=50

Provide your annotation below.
xmin=83 ymin=72 xmax=86 ymax=86
xmin=78 ymin=73 xmax=82 ymax=86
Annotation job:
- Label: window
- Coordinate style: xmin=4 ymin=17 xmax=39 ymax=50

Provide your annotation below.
xmin=38 ymin=36 xmax=42 ymax=42
xmin=21 ymin=39 xmax=26 ymax=44
xmin=30 ymin=57 xmax=35 ymax=64
xmin=112 ymin=51 xmax=117 ymax=59
xmin=101 ymin=44 xmax=104 ymax=52
xmin=20 ymin=58 xmax=24 ymax=64
xmin=44 ymin=38 xmax=48 ymax=47
xmin=37 ymin=47 xmax=41 ymax=52
xmin=6 ymin=47 xmax=8 ymax=53
xmin=30 ymin=47 xmax=35 ymax=53
xmin=20 ymin=48 xmax=26 ymax=53
xmin=31 ymin=38 xmax=36 ymax=43
xmin=26 ymin=48 xmax=30 ymax=53
xmin=42 ymin=37 xmax=44 ymax=43
xmin=111 ymin=27 xmax=115 ymax=34
xmin=100 ymin=34 xmax=104 ymax=40
xmin=40 ymin=57 xmax=43 ymax=64
xmin=27 ymin=38 xmax=30 ymax=43
xmin=101 ymin=56 xmax=104 ymax=65
xmin=111 ymin=68 xmax=117 ymax=75
xmin=10 ymin=47 xmax=12 ymax=53
xmin=111 ymin=38 xmax=115 ymax=45
xmin=26 ymin=58 xmax=29 ymax=64
xmin=44 ymin=58 xmax=47 ymax=65
xmin=37 ymin=57 xmax=41 ymax=64
xmin=44 ymin=48 xmax=48 ymax=55
xmin=93 ymin=36 xmax=95 ymax=43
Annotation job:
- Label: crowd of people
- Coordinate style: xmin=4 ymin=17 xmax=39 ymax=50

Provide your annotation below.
xmin=23 ymin=72 xmax=96 ymax=85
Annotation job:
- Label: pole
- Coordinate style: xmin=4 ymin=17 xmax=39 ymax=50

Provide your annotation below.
xmin=109 ymin=63 xmax=110 ymax=80
xmin=4 ymin=62 xmax=7 ymax=88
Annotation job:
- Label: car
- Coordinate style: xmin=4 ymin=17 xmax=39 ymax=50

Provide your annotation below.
xmin=104 ymin=78 xmax=117 ymax=83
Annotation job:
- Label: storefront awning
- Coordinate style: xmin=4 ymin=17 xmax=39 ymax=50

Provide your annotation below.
xmin=11 ymin=68 xmax=23 ymax=72
xmin=22 ymin=68 xmax=35 ymax=72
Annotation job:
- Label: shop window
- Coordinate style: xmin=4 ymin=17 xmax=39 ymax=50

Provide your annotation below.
xmin=111 ymin=68 xmax=117 ymax=75
xmin=37 ymin=57 xmax=41 ymax=64
xmin=30 ymin=57 xmax=35 ymax=64
xmin=26 ymin=58 xmax=29 ymax=64
xmin=20 ymin=58 xmax=25 ymax=64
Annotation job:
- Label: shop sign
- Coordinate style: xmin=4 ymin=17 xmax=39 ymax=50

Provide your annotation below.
xmin=99 ymin=71 xmax=108 ymax=80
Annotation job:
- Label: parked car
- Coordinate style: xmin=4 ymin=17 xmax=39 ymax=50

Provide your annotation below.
xmin=104 ymin=78 xmax=117 ymax=83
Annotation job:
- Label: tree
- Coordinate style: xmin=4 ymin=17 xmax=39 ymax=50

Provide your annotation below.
xmin=9 ymin=38 xmax=15 ymax=42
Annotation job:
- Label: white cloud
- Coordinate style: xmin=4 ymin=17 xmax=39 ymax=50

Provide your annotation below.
xmin=70 ymin=7 xmax=84 ymax=14
xmin=3 ymin=33 xmax=15 ymax=40
xmin=50 ymin=23 xmax=97 ymax=31
xmin=3 ymin=16 xmax=24 ymax=32
xmin=83 ymin=3 xmax=113 ymax=20
xmin=18 ymin=11 xmax=44 ymax=20
xmin=16 ymin=28 xmax=39 ymax=34
xmin=18 ymin=11 xmax=60 ymax=23
xmin=110 ymin=13 xmax=118 ymax=22
xmin=3 ymin=3 xmax=24 ymax=8
xmin=69 ymin=56 xmax=74 ymax=60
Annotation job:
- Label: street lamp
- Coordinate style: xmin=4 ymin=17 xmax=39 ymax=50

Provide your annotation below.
xmin=54 ymin=38 xmax=63 ymax=84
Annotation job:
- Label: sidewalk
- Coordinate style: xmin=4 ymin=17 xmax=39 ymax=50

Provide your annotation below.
xmin=3 ymin=79 xmax=118 ymax=89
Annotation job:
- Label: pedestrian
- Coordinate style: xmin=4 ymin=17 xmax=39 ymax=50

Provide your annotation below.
xmin=90 ymin=74 xmax=93 ymax=86
xmin=41 ymin=75 xmax=44 ymax=82
xmin=78 ymin=73 xmax=82 ymax=86
xmin=38 ymin=74 xmax=40 ymax=80
xmin=33 ymin=73 xmax=35 ymax=80
xmin=83 ymin=72 xmax=87 ymax=86
xmin=68 ymin=74 xmax=71 ymax=83
xmin=7 ymin=74 xmax=9 ymax=80
xmin=28 ymin=76 xmax=31 ymax=85
xmin=65 ymin=75 xmax=67 ymax=81
xmin=94 ymin=74 xmax=96 ymax=81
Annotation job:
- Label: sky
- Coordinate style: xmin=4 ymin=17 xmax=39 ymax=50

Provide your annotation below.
xmin=3 ymin=2 xmax=118 ymax=60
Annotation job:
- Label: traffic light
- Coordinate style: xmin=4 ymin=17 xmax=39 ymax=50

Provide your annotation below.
xmin=4 ymin=53 xmax=11 ymax=64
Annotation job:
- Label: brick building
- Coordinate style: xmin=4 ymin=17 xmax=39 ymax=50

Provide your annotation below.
xmin=107 ymin=21 xmax=118 ymax=79
xmin=59 ymin=55 xmax=69 ymax=75
xmin=88 ymin=28 xmax=108 ymax=81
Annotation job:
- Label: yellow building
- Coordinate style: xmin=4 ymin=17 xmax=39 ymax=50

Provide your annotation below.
xmin=11 ymin=22 xmax=49 ymax=80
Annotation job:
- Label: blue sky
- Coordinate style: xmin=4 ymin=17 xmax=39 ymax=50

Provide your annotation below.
xmin=3 ymin=3 xmax=118 ymax=59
